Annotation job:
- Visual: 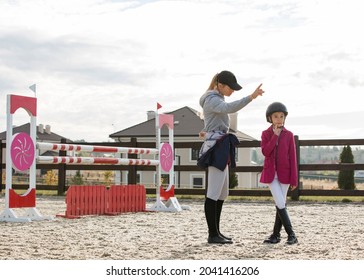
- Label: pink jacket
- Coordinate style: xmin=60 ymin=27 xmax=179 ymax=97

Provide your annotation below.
xmin=259 ymin=126 xmax=298 ymax=186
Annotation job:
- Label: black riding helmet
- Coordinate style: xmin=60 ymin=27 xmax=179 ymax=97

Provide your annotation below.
xmin=266 ymin=102 xmax=288 ymax=123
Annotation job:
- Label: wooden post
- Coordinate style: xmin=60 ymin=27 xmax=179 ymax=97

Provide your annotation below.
xmin=0 ymin=142 xmax=3 ymax=193
xmin=57 ymin=138 xmax=67 ymax=195
xmin=291 ymin=135 xmax=300 ymax=201
xmin=127 ymin=137 xmax=137 ymax=184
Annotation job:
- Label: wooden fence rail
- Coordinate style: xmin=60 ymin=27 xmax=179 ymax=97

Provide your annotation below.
xmin=1 ymin=137 xmax=364 ymax=199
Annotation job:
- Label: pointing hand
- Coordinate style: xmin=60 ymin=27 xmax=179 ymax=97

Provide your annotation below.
xmin=250 ymin=83 xmax=264 ymax=100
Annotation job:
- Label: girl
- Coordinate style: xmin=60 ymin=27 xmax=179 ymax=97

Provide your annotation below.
xmin=198 ymin=70 xmax=264 ymax=244
xmin=260 ymin=102 xmax=298 ymax=245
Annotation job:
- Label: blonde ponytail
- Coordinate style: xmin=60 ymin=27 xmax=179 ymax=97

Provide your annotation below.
xmin=207 ymin=73 xmax=218 ymax=91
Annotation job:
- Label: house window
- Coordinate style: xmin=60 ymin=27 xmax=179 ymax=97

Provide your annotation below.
xmin=191 ymin=148 xmax=200 ymax=160
xmin=235 ymin=147 xmax=239 ymax=162
xmin=191 ymin=175 xmax=204 ymax=188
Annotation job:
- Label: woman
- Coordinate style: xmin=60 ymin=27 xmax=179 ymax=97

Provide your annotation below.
xmin=198 ymin=70 xmax=264 ymax=244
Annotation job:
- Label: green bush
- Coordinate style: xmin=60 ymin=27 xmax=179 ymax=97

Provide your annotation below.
xmin=337 ymin=145 xmax=356 ymax=190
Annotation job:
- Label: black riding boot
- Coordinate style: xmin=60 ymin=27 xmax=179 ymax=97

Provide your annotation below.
xmin=204 ymin=198 xmax=232 ymax=244
xmin=263 ymin=207 xmax=282 ymax=244
xmin=216 ymin=200 xmax=232 ymax=241
xmin=277 ymin=207 xmax=298 ymax=245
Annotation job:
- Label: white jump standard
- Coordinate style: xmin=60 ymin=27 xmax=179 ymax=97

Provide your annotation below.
xmin=0 ymin=94 xmax=53 ymax=222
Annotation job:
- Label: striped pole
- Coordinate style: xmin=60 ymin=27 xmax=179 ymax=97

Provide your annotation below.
xmin=37 ymin=142 xmax=159 ymax=155
xmin=37 ymin=156 xmax=159 ymax=165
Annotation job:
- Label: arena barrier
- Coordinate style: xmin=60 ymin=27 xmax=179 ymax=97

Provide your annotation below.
xmin=56 ymin=185 xmax=146 ymax=219
xmin=0 ymin=95 xmax=185 ymax=223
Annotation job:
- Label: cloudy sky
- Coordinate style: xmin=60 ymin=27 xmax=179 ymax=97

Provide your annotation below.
xmin=0 ymin=0 xmax=363 ymax=142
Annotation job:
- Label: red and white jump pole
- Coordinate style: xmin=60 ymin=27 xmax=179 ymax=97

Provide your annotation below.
xmin=37 ymin=156 xmax=159 ymax=166
xmin=36 ymin=142 xmax=159 ymax=155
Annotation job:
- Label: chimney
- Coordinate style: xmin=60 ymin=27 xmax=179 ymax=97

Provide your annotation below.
xmin=229 ymin=113 xmax=238 ymax=131
xmin=147 ymin=110 xmax=155 ymax=120
xmin=45 ymin=124 xmax=51 ymax=134
xmin=38 ymin=124 xmax=44 ymax=133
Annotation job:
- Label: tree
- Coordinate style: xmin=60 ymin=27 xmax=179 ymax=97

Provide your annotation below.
xmin=44 ymin=170 xmax=58 ymax=185
xmin=338 ymin=145 xmax=356 ymax=190
xmin=229 ymin=171 xmax=238 ymax=189
xmin=70 ymin=170 xmax=84 ymax=185
xmin=103 ymin=171 xmax=113 ymax=186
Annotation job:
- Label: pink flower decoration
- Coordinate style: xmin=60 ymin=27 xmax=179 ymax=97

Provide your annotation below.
xmin=11 ymin=132 xmax=35 ymax=171
xmin=160 ymin=143 xmax=173 ymax=172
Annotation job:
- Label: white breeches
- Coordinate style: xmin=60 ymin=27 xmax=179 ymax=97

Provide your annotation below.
xmin=206 ymin=165 xmax=229 ymax=201
xmin=269 ymin=176 xmax=290 ymax=209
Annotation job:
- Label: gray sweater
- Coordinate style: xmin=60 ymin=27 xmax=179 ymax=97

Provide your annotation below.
xmin=199 ymin=89 xmax=252 ymax=132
